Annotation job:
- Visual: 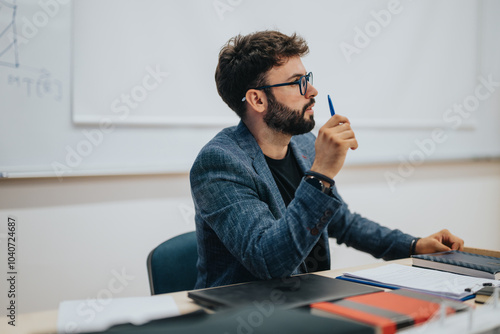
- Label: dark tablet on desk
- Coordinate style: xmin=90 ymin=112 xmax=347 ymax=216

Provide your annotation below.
xmin=188 ymin=273 xmax=382 ymax=310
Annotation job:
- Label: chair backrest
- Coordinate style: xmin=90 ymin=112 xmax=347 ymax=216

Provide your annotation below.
xmin=147 ymin=231 xmax=198 ymax=295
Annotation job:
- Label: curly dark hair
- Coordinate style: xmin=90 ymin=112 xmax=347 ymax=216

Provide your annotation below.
xmin=215 ymin=30 xmax=309 ymax=119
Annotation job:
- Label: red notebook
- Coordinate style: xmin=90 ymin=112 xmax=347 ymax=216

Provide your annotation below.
xmin=311 ymin=289 xmax=466 ymax=334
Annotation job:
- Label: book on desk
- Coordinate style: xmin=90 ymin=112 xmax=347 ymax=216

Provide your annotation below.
xmin=311 ymin=289 xmax=467 ymax=334
xmin=411 ymin=250 xmax=500 ymax=280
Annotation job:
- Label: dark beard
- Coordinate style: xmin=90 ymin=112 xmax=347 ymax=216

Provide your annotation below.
xmin=263 ymin=91 xmax=315 ymax=136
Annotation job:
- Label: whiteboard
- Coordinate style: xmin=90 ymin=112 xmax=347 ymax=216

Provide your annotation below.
xmin=0 ymin=0 xmax=72 ymax=177
xmin=1 ymin=0 xmax=499 ymax=178
xmin=74 ymin=0 xmax=480 ymax=127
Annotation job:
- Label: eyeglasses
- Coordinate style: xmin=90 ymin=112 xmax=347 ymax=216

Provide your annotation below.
xmin=242 ymin=72 xmax=313 ymax=102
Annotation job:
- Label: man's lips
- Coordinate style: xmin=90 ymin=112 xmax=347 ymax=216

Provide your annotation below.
xmin=305 ymin=103 xmax=315 ymax=113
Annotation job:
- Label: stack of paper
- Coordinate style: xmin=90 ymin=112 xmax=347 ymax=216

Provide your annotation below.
xmin=339 ymin=263 xmax=500 ymax=301
xmin=57 ymin=295 xmax=180 ymax=333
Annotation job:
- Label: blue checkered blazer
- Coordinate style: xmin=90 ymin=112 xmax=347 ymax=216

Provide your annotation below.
xmin=190 ymin=121 xmax=414 ymax=289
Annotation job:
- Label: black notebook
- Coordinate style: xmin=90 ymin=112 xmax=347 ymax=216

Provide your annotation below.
xmin=412 ymin=250 xmax=500 ymax=279
xmin=188 ymin=273 xmax=382 ymax=310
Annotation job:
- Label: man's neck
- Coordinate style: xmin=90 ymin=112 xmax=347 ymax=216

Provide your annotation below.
xmin=243 ymin=119 xmax=291 ymax=160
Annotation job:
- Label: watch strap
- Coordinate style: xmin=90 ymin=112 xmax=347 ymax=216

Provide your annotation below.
xmin=304 ymin=175 xmax=333 ymax=195
xmin=304 ymin=171 xmax=335 ymax=187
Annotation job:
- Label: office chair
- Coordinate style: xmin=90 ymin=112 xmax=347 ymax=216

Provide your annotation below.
xmin=147 ymin=231 xmax=198 ymax=295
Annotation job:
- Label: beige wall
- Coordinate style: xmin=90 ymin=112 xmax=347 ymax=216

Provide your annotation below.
xmin=1 ymin=159 xmax=499 ymax=313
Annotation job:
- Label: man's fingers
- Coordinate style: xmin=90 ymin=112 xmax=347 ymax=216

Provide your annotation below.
xmin=438 ymin=229 xmax=464 ymax=251
xmin=417 ymin=229 xmax=464 ymax=254
xmin=433 ymin=240 xmax=451 ymax=252
xmin=313 ymin=115 xmax=358 ymax=178
xmin=333 ymin=125 xmax=358 ymax=150
xmin=326 ymin=114 xmax=350 ymax=127
xmin=337 ymin=128 xmax=355 ymax=139
xmin=450 ymin=240 xmax=464 ymax=251
xmin=416 ymin=237 xmax=451 ymax=254
xmin=349 ymin=138 xmax=359 ymax=150
xmin=325 ymin=123 xmax=354 ymax=137
xmin=320 ymin=123 xmax=358 ymax=151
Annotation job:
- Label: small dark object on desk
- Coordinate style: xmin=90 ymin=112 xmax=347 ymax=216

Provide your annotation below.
xmin=475 ymin=286 xmax=498 ymax=304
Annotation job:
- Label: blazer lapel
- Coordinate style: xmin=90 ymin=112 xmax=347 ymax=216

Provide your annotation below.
xmin=290 ymin=135 xmax=314 ymax=174
xmin=234 ymin=122 xmax=287 ymax=215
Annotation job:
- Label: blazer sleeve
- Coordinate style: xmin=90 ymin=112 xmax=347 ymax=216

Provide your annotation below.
xmin=326 ymin=187 xmax=414 ymax=260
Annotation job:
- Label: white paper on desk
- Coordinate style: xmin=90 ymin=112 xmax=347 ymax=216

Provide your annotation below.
xmin=343 ymin=263 xmax=499 ymax=300
xmin=56 ymin=294 xmax=180 ymax=333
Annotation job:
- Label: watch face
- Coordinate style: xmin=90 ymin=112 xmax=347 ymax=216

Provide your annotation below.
xmin=306 ymin=176 xmax=323 ymax=192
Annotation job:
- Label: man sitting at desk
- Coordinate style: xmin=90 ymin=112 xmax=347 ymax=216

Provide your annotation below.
xmin=189 ymin=30 xmax=464 ymax=289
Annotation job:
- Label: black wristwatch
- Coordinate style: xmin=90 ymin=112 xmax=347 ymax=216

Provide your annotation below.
xmin=304 ymin=175 xmax=333 ymax=195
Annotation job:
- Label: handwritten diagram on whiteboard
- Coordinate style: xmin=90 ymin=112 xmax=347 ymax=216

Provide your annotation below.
xmin=0 ymin=0 xmax=71 ymax=177
xmin=0 ymin=0 xmax=65 ymax=101
xmin=0 ymin=0 xmax=19 ymax=68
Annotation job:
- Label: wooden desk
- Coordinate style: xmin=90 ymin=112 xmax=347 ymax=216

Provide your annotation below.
xmin=463 ymin=246 xmax=500 ymax=258
xmin=2 ymin=257 xmax=489 ymax=334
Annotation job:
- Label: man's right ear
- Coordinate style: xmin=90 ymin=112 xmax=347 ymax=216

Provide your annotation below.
xmin=244 ymin=89 xmax=267 ymax=114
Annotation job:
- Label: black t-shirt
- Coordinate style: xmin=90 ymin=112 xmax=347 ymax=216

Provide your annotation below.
xmin=265 ymin=146 xmax=303 ymax=207
xmin=265 ymin=146 xmax=329 ymax=273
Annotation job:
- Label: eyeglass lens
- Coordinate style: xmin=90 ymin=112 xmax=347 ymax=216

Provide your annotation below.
xmin=300 ymin=73 xmax=312 ymax=95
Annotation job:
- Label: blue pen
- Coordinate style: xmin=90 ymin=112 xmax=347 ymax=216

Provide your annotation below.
xmin=328 ymin=94 xmax=335 ymax=116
